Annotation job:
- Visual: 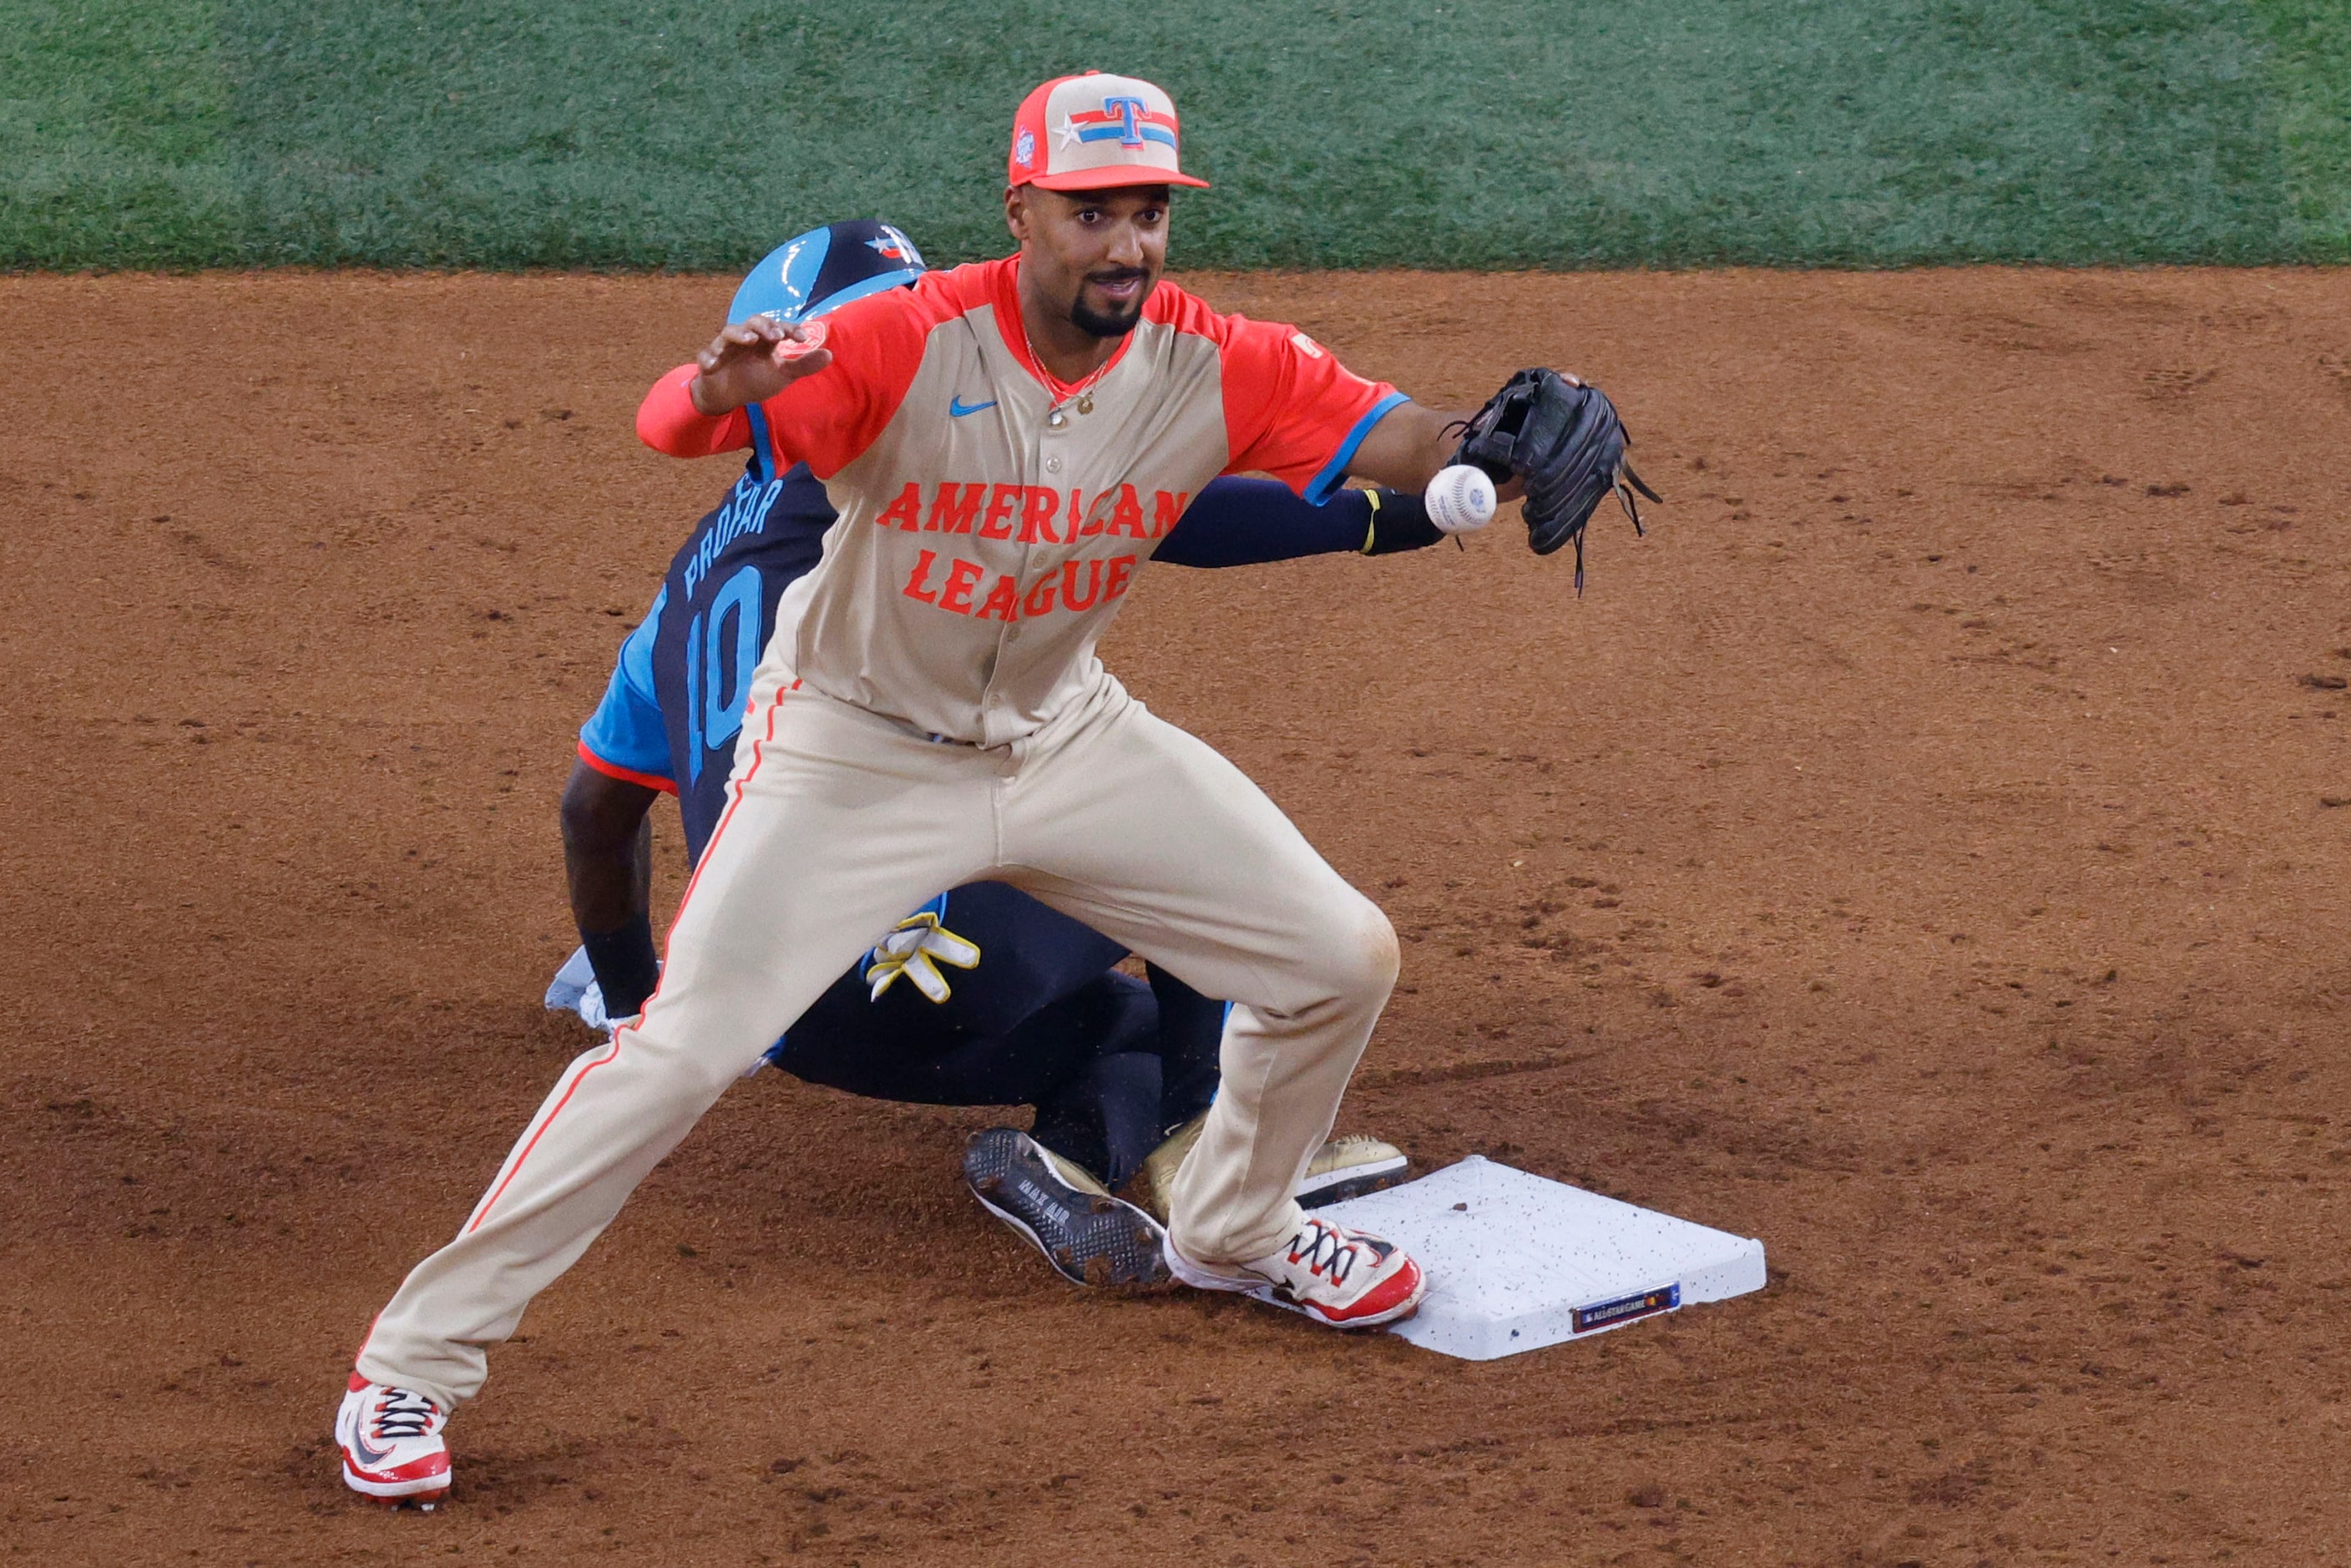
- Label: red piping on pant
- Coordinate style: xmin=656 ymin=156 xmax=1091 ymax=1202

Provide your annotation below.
xmin=661 ymin=679 xmax=800 ymax=931
xmin=464 ymin=680 xmax=801 ymax=1234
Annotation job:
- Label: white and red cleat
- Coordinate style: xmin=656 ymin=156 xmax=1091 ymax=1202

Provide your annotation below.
xmin=336 ymin=1373 xmax=451 ymax=1507
xmin=1165 ymin=1213 xmax=1427 ymax=1328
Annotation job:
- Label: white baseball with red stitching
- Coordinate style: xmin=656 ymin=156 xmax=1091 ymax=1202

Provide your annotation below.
xmin=1427 ymin=464 xmax=1497 ymax=534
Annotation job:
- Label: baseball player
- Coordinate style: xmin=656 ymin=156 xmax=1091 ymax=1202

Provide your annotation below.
xmin=549 ymin=220 xmax=1438 ymax=1286
xmin=341 ymin=71 xmax=1646 ymax=1508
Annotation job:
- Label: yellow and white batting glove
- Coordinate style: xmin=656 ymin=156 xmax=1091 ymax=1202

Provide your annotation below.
xmin=863 ymin=911 xmax=981 ymax=1003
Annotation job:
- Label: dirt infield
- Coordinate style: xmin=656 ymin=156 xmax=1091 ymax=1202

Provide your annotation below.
xmin=4 ymin=266 xmax=2348 ymax=1565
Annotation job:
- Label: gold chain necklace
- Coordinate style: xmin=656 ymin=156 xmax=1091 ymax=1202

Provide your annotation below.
xmin=1023 ymin=320 xmax=1117 ymax=428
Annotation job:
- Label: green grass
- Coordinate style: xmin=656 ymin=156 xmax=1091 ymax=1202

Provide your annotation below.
xmin=0 ymin=0 xmax=238 ymax=266
xmin=3 ymin=0 xmax=2345 ymax=268
xmin=2257 ymin=0 xmax=2351 ymax=257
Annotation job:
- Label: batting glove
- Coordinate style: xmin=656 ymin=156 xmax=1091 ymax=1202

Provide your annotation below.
xmin=863 ymin=912 xmax=982 ymax=1004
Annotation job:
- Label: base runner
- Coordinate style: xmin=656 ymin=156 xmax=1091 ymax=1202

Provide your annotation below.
xmin=338 ymin=71 xmax=1624 ymax=1508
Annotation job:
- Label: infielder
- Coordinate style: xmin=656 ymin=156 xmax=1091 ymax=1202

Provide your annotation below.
xmin=340 ymin=71 xmax=1650 ymax=1507
xmin=551 ymin=220 xmax=1437 ymax=1286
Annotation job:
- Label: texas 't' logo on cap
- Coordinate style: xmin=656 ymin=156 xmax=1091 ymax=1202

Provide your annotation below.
xmin=1007 ymin=72 xmax=1210 ymax=193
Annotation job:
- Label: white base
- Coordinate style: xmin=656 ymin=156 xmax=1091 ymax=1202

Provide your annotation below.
xmin=1316 ymin=1156 xmax=1766 ymax=1360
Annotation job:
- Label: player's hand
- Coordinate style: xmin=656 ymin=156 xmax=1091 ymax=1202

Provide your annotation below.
xmin=688 ymin=316 xmax=834 ymax=416
xmin=863 ymin=912 xmax=982 ymax=1004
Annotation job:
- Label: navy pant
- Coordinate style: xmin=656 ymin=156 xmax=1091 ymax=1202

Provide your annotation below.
xmin=768 ymin=962 xmax=1224 ymax=1186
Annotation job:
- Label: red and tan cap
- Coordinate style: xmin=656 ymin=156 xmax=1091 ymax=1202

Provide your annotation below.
xmin=1007 ymin=72 xmax=1211 ymax=192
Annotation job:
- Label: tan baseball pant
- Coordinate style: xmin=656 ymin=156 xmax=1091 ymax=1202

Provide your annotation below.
xmin=358 ymin=674 xmax=1398 ymax=1409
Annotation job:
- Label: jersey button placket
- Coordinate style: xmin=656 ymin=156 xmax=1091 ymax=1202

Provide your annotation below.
xmin=1009 ymin=418 xmax=1069 ymax=647
xmin=1011 ymin=448 xmax=1049 ymax=639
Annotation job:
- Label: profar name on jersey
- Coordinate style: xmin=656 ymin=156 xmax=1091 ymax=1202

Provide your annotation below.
xmin=682 ymin=474 xmax=786 ymax=599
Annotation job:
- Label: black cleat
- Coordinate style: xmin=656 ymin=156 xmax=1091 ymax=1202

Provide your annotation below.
xmin=963 ymin=1128 xmax=1170 ymax=1288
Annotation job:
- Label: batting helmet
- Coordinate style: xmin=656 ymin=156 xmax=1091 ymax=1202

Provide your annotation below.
xmin=729 ymin=220 xmax=928 ymax=326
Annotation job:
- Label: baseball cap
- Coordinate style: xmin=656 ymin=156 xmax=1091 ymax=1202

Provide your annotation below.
xmin=728 ymin=220 xmax=928 ymax=325
xmin=1007 ymin=72 xmax=1210 ymax=193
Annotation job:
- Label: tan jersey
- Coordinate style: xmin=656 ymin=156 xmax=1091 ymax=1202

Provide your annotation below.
xmin=639 ymin=257 xmax=1402 ymax=745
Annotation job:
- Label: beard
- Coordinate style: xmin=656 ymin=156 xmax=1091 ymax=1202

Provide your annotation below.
xmin=1069 ymin=271 xmax=1150 ymax=338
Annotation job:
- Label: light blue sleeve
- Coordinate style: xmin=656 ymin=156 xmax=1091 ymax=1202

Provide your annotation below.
xmin=576 ymin=586 xmax=675 ymax=787
xmin=1302 ymin=392 xmax=1409 ymax=504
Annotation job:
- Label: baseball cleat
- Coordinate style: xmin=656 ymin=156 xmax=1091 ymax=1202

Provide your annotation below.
xmin=1125 ymin=1115 xmax=1412 ymax=1223
xmin=1165 ymin=1214 xmax=1426 ymax=1329
xmin=963 ymin=1127 xmax=1170 ymax=1288
xmin=1300 ymin=1133 xmax=1413 ymax=1209
xmin=336 ymin=1373 xmax=451 ymax=1507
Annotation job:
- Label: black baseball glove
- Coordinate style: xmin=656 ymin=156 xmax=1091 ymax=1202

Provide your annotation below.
xmin=1452 ymin=368 xmax=1660 ymax=588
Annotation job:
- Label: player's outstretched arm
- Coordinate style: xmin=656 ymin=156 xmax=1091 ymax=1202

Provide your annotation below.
xmin=1155 ymin=478 xmax=1441 ymax=567
xmin=636 ymin=318 xmax=836 ymax=458
xmin=689 ymin=316 xmax=832 ymax=414
xmin=1343 ymin=399 xmax=1486 ymax=495
xmin=559 ymin=761 xmax=663 ymax=1019
xmin=638 ymin=365 xmax=751 ymax=457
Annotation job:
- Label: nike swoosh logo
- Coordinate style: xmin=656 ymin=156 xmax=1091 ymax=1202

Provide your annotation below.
xmin=949 ymin=397 xmax=998 ymax=417
xmin=349 ymin=1430 xmax=395 ymax=1469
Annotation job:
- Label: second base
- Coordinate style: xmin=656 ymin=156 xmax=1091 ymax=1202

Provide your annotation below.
xmin=1315 ymin=1156 xmax=1766 ymax=1360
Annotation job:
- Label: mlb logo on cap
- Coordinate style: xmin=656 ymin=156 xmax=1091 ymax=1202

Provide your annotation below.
xmin=1008 ymin=72 xmax=1211 ymax=192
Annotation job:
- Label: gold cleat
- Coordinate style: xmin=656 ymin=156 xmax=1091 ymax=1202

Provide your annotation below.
xmin=1120 ymin=1114 xmax=1411 ymax=1225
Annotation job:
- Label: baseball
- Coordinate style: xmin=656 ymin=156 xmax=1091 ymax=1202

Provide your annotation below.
xmin=1425 ymin=463 xmax=1497 ymax=534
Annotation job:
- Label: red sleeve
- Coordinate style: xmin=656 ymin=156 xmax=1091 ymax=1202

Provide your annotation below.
xmin=633 ymin=270 xmax=967 ymax=476
xmin=1193 ymin=300 xmax=1400 ymax=500
xmin=636 ymin=364 xmax=751 ymax=458
xmin=753 ymin=272 xmax=968 ymax=478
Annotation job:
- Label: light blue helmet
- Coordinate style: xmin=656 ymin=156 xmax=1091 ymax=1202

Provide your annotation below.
xmin=728 ymin=220 xmax=928 ymax=325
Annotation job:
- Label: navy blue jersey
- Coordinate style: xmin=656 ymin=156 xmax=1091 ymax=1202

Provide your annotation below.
xmin=579 ymin=458 xmax=832 ymax=860
xmin=654 ymin=463 xmax=832 ymax=856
